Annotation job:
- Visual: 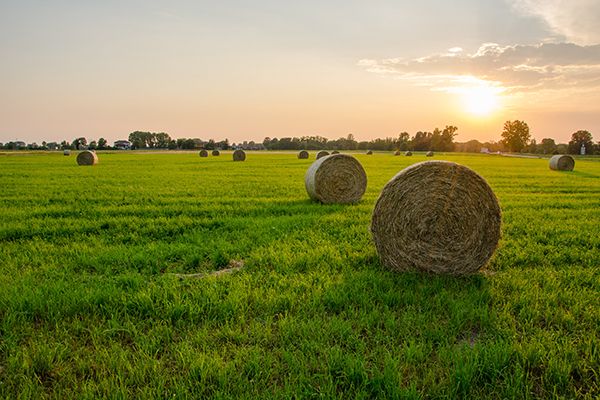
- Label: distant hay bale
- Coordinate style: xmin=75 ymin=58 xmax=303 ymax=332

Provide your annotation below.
xmin=298 ymin=150 xmax=309 ymax=159
xmin=76 ymin=150 xmax=98 ymax=166
xmin=199 ymin=149 xmax=208 ymax=157
xmin=233 ymin=149 xmax=246 ymax=161
xmin=212 ymin=150 xmax=220 ymax=156
xmin=63 ymin=150 xmax=71 ymax=156
xmin=405 ymin=151 xmax=412 ymax=156
xmin=426 ymin=151 xmax=434 ymax=157
xmin=316 ymin=150 xmax=329 ymax=159
xmin=371 ymin=161 xmax=501 ymax=275
xmin=394 ymin=150 xmax=401 ymax=156
xmin=367 ymin=150 xmax=373 ymax=155
xmin=549 ymin=155 xmax=575 ymax=171
xmin=305 ymin=154 xmax=367 ymax=204
xmin=331 ymin=150 xmax=340 ymax=154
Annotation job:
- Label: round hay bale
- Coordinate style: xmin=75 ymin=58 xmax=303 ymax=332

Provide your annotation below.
xmin=549 ymin=155 xmax=574 ymax=171
xmin=233 ymin=149 xmax=246 ymax=162
xmin=426 ymin=151 xmax=434 ymax=157
xmin=366 ymin=150 xmax=373 ymax=155
xmin=405 ymin=151 xmax=412 ymax=156
xmin=298 ymin=150 xmax=309 ymax=159
xmin=305 ymin=154 xmax=367 ymax=204
xmin=199 ymin=149 xmax=208 ymax=157
xmin=76 ymin=150 xmax=98 ymax=166
xmin=394 ymin=150 xmax=401 ymax=156
xmin=371 ymin=161 xmax=501 ymax=275
xmin=63 ymin=150 xmax=71 ymax=156
xmin=331 ymin=150 xmax=340 ymax=154
xmin=212 ymin=150 xmax=220 ymax=156
xmin=316 ymin=150 xmax=329 ymax=159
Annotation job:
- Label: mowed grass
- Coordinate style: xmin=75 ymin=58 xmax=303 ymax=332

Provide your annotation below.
xmin=0 ymin=151 xmax=598 ymax=399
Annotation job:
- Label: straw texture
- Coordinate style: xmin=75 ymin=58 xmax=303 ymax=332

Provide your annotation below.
xmin=549 ymin=155 xmax=575 ymax=171
xmin=212 ymin=150 xmax=220 ymax=156
xmin=76 ymin=151 xmax=98 ymax=166
xmin=199 ymin=150 xmax=208 ymax=157
xmin=371 ymin=161 xmax=501 ymax=275
xmin=305 ymin=154 xmax=367 ymax=204
xmin=298 ymin=150 xmax=309 ymax=159
xmin=233 ymin=150 xmax=246 ymax=161
xmin=316 ymin=151 xmax=329 ymax=159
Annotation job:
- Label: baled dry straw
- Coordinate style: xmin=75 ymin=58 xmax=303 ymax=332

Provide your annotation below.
xmin=199 ymin=149 xmax=208 ymax=157
xmin=316 ymin=150 xmax=329 ymax=159
xmin=331 ymin=150 xmax=340 ymax=154
xmin=298 ymin=150 xmax=309 ymax=159
xmin=371 ymin=161 xmax=501 ymax=275
xmin=76 ymin=150 xmax=98 ymax=166
xmin=212 ymin=150 xmax=220 ymax=156
xmin=405 ymin=151 xmax=413 ymax=156
xmin=394 ymin=150 xmax=401 ymax=156
xmin=426 ymin=151 xmax=434 ymax=157
xmin=233 ymin=149 xmax=246 ymax=161
xmin=367 ymin=150 xmax=373 ymax=155
xmin=305 ymin=154 xmax=367 ymax=204
xmin=63 ymin=150 xmax=71 ymax=156
xmin=549 ymin=155 xmax=575 ymax=171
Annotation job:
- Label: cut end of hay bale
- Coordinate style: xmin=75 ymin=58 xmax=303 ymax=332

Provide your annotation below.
xmin=199 ymin=149 xmax=208 ymax=157
xmin=426 ymin=151 xmax=434 ymax=157
xmin=405 ymin=151 xmax=412 ymax=156
xmin=233 ymin=149 xmax=246 ymax=161
xmin=316 ymin=150 xmax=329 ymax=160
xmin=371 ymin=160 xmax=501 ymax=275
xmin=549 ymin=155 xmax=575 ymax=171
xmin=298 ymin=150 xmax=309 ymax=159
xmin=212 ymin=150 xmax=220 ymax=156
xmin=76 ymin=150 xmax=98 ymax=166
xmin=305 ymin=154 xmax=367 ymax=204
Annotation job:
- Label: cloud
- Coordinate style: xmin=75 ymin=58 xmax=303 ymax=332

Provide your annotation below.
xmin=507 ymin=0 xmax=600 ymax=45
xmin=358 ymin=42 xmax=600 ymax=94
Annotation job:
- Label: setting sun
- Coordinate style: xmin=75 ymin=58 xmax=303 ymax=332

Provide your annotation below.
xmin=462 ymin=86 xmax=501 ymax=116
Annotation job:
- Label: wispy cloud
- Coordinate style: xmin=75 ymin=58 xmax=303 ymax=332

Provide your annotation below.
xmin=359 ymin=43 xmax=600 ymax=94
xmin=507 ymin=0 xmax=600 ymax=45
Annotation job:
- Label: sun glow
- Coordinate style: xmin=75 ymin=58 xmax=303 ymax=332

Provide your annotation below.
xmin=462 ymin=85 xmax=502 ymax=116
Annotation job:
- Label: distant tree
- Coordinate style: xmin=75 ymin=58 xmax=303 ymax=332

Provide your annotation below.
xmin=567 ymin=130 xmax=594 ymax=154
xmin=97 ymin=138 xmax=108 ymax=149
xmin=395 ymin=132 xmax=410 ymax=150
xmin=88 ymin=140 xmax=97 ymax=150
xmin=71 ymin=137 xmax=87 ymax=150
xmin=182 ymin=139 xmax=195 ymax=149
xmin=540 ymin=138 xmax=557 ymax=154
xmin=501 ymin=120 xmax=530 ymax=152
xmin=168 ymin=140 xmax=177 ymax=150
xmin=155 ymin=132 xmax=171 ymax=148
xmin=60 ymin=140 xmax=72 ymax=150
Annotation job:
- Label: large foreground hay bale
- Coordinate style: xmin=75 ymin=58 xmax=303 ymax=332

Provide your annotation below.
xmin=316 ymin=150 xmax=329 ymax=159
xmin=233 ymin=149 xmax=246 ymax=161
xmin=405 ymin=151 xmax=412 ymax=156
xmin=212 ymin=150 xmax=220 ymax=156
xmin=298 ymin=150 xmax=309 ymax=159
xmin=305 ymin=154 xmax=367 ymax=204
xmin=549 ymin=155 xmax=574 ymax=171
xmin=426 ymin=151 xmax=434 ymax=157
xmin=76 ymin=150 xmax=98 ymax=166
xmin=371 ymin=161 xmax=501 ymax=275
xmin=199 ymin=149 xmax=208 ymax=157
xmin=63 ymin=150 xmax=71 ymax=156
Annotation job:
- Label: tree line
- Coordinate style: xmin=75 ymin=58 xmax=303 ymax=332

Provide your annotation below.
xmin=2 ymin=124 xmax=598 ymax=154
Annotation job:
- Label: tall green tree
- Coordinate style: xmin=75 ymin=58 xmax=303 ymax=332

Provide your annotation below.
xmin=540 ymin=138 xmax=557 ymax=154
xmin=501 ymin=120 xmax=530 ymax=152
xmin=568 ymin=130 xmax=594 ymax=154
xmin=71 ymin=137 xmax=87 ymax=150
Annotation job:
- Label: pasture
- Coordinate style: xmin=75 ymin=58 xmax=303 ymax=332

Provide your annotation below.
xmin=0 ymin=151 xmax=598 ymax=398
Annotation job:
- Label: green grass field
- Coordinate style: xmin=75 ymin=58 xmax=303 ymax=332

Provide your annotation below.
xmin=0 ymin=151 xmax=598 ymax=399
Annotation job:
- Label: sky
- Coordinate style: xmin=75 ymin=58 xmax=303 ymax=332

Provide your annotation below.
xmin=1 ymin=0 xmax=599 ymax=144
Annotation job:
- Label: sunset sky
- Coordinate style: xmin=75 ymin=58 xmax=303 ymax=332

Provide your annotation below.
xmin=1 ymin=0 xmax=599 ymax=144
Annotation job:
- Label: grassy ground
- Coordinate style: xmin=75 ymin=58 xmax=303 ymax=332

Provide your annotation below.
xmin=0 ymin=151 xmax=598 ymax=399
